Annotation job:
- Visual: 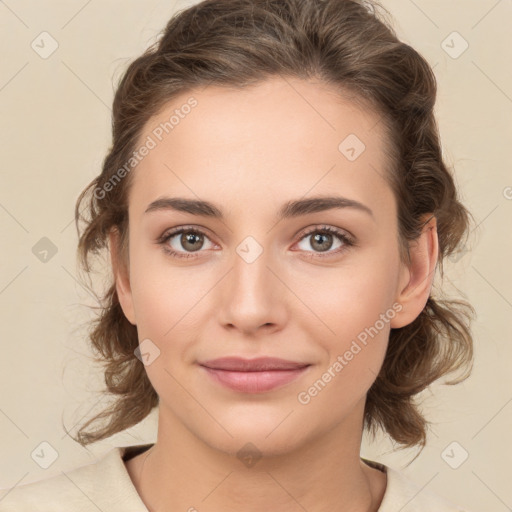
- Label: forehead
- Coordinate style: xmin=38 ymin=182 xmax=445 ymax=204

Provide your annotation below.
xmin=129 ymin=76 xmax=394 ymax=219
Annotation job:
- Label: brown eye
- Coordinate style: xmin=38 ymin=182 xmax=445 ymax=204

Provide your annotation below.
xmin=158 ymin=227 xmax=214 ymax=259
xmin=309 ymin=232 xmax=335 ymax=252
xmin=295 ymin=226 xmax=354 ymax=258
xmin=180 ymin=232 xmax=205 ymax=252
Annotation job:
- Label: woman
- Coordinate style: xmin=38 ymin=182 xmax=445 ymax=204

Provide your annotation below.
xmin=1 ymin=0 xmax=475 ymax=510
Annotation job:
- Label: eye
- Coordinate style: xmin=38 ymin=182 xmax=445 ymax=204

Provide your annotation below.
xmin=157 ymin=224 xmax=355 ymax=260
xmin=294 ymin=225 xmax=354 ymax=258
xmin=157 ymin=227 xmax=215 ymax=259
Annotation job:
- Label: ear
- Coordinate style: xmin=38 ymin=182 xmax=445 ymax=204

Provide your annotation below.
xmin=390 ymin=214 xmax=438 ymax=329
xmin=109 ymin=228 xmax=136 ymax=325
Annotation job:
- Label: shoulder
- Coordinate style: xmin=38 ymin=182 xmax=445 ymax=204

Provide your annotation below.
xmin=377 ymin=461 xmax=475 ymax=512
xmin=0 ymin=445 xmax=150 ymax=512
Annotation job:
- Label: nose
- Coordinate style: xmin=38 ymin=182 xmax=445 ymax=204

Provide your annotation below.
xmin=217 ymin=244 xmax=288 ymax=336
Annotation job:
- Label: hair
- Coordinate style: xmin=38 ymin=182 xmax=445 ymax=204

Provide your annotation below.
xmin=70 ymin=0 xmax=475 ymax=455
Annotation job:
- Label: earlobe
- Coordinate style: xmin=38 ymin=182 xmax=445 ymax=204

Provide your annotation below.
xmin=108 ymin=228 xmax=137 ymax=325
xmin=390 ymin=215 xmax=438 ymax=329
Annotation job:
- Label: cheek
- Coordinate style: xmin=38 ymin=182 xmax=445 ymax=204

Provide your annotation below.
xmin=128 ymin=244 xmax=213 ymax=344
xmin=295 ymin=268 xmax=394 ymax=415
xmin=295 ymin=251 xmax=399 ymax=338
xmin=127 ymin=249 xmax=206 ymax=396
xmin=292 ymin=251 xmax=399 ymax=390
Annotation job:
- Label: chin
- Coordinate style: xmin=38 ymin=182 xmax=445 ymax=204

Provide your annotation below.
xmin=197 ymin=420 xmax=313 ymax=462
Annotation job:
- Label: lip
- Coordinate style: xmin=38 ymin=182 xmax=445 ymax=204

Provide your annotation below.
xmin=199 ymin=357 xmax=310 ymax=371
xmin=199 ymin=357 xmax=311 ymax=393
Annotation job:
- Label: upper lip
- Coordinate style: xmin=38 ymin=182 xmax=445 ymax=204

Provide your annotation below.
xmin=199 ymin=357 xmax=310 ymax=372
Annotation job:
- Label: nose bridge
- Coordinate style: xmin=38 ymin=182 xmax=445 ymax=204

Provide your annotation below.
xmin=231 ymin=235 xmax=276 ymax=304
xmin=219 ymin=232 xmax=287 ymax=332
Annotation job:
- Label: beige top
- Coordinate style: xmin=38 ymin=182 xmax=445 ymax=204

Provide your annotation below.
xmin=0 ymin=444 xmax=473 ymax=511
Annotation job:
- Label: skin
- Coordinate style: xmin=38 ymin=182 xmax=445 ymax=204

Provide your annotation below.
xmin=110 ymin=76 xmax=438 ymax=512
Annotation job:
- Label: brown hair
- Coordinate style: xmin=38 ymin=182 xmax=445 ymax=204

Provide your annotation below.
xmin=70 ymin=0 xmax=475 ymax=454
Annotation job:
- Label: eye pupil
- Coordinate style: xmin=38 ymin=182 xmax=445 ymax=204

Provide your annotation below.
xmin=181 ymin=232 xmax=203 ymax=252
xmin=311 ymin=232 xmax=333 ymax=252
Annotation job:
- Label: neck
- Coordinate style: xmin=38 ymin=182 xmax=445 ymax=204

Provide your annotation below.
xmin=127 ymin=399 xmax=386 ymax=512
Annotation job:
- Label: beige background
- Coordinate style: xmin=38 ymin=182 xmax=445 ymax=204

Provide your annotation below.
xmin=0 ymin=0 xmax=511 ymax=510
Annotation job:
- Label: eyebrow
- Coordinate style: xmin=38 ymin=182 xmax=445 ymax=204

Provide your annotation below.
xmin=145 ymin=195 xmax=374 ymax=220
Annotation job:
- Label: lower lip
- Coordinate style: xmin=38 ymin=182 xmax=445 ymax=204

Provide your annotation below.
xmin=200 ymin=365 xmax=310 ymax=393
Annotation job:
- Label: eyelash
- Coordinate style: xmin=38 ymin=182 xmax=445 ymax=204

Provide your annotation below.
xmin=156 ymin=225 xmax=355 ymax=260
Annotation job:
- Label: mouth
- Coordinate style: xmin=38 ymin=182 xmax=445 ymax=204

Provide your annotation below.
xmin=198 ymin=357 xmax=311 ymax=393
xmin=199 ymin=356 xmax=310 ymax=372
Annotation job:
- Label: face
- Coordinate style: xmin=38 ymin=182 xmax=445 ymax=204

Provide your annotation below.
xmin=112 ymin=76 xmax=425 ymax=457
